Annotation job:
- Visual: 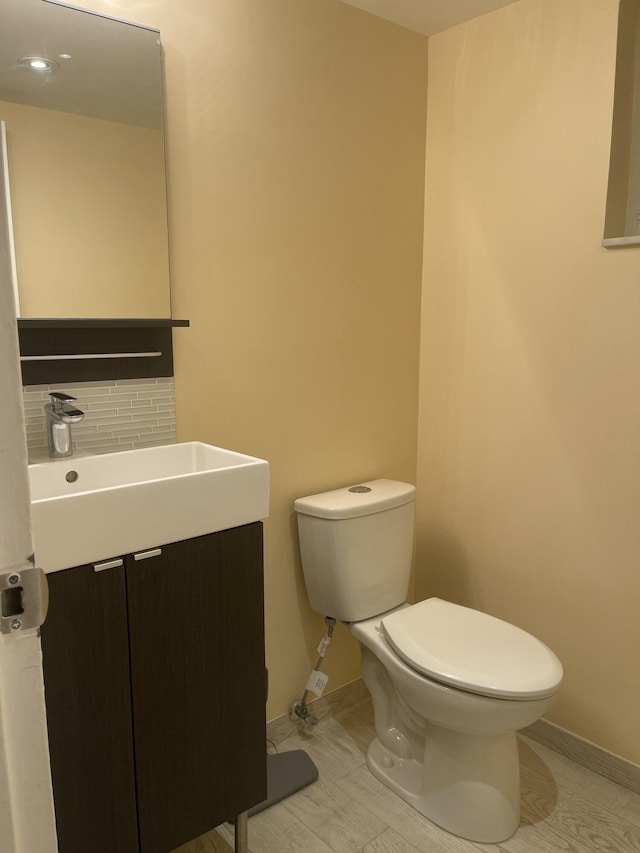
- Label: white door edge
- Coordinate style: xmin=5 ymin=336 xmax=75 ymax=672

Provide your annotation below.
xmin=0 ymin=145 xmax=57 ymax=851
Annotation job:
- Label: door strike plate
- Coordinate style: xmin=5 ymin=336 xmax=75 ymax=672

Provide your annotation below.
xmin=0 ymin=566 xmax=49 ymax=634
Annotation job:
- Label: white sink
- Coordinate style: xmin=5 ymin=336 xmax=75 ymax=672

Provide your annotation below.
xmin=29 ymin=442 xmax=269 ymax=573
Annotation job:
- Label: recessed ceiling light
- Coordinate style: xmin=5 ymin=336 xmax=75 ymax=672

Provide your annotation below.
xmin=17 ymin=56 xmax=60 ymax=72
xmin=58 ymin=53 xmax=72 ymax=60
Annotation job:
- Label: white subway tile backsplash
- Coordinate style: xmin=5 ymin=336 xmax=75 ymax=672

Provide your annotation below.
xmin=89 ymin=401 xmax=124 ymax=412
xmin=24 ymin=378 xmax=176 ymax=459
xmin=133 ymin=436 xmax=177 ymax=449
xmin=112 ymin=428 xmax=155 ymax=439
xmin=108 ymin=424 xmax=154 ymax=436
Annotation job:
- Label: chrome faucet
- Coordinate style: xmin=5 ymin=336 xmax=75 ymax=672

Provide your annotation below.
xmin=45 ymin=392 xmax=84 ymax=458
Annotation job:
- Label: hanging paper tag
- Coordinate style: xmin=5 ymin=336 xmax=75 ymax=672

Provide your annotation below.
xmin=316 ymin=634 xmax=331 ymax=657
xmin=306 ymin=670 xmax=329 ymax=697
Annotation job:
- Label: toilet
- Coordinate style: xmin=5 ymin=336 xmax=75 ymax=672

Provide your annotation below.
xmin=294 ymin=479 xmax=563 ymax=843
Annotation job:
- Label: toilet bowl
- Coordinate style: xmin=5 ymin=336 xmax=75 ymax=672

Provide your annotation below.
xmin=294 ymin=479 xmax=563 ymax=843
xmin=351 ymin=600 xmax=561 ymax=842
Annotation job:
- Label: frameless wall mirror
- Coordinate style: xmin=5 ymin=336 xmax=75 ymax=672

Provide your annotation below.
xmin=0 ymin=0 xmax=171 ymax=317
xmin=603 ymin=0 xmax=640 ymax=247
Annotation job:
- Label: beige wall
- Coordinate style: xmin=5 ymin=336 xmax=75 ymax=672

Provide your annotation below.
xmin=2 ymin=100 xmax=170 ymax=317
xmin=45 ymin=0 xmax=640 ymax=768
xmin=77 ymin=0 xmax=428 ymax=719
xmin=418 ymin=0 xmax=640 ymax=764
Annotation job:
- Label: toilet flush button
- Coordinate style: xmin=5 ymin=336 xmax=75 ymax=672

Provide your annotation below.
xmin=349 ymin=486 xmax=372 ymax=493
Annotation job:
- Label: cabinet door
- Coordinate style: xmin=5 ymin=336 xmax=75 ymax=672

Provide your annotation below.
xmin=40 ymin=562 xmax=139 ymax=853
xmin=126 ymin=522 xmax=267 ymax=853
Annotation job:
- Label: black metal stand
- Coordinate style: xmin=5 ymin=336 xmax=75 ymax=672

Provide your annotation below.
xmin=234 ymin=811 xmax=248 ymax=852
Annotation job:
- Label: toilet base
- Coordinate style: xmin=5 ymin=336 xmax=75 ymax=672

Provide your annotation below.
xmin=366 ymin=728 xmax=521 ymax=843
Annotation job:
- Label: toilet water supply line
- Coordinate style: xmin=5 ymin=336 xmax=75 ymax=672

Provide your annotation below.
xmin=290 ymin=616 xmax=336 ymax=727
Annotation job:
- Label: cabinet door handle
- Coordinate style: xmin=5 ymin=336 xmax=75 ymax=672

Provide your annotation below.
xmin=133 ymin=548 xmax=162 ymax=561
xmin=93 ymin=559 xmax=124 ymax=573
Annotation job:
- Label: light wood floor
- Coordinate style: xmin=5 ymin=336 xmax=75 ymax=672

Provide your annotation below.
xmin=173 ymin=697 xmax=640 ymax=853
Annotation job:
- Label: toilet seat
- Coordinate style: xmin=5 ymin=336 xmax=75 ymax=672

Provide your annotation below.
xmin=381 ymin=598 xmax=563 ymax=700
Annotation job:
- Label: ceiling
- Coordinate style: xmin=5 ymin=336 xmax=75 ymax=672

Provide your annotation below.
xmin=0 ymin=0 xmax=519 ymax=130
xmin=340 ymin=0 xmax=519 ymax=36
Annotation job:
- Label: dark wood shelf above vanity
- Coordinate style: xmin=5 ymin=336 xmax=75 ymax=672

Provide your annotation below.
xmin=17 ymin=318 xmax=190 ymax=329
xmin=17 ymin=318 xmax=190 ymax=385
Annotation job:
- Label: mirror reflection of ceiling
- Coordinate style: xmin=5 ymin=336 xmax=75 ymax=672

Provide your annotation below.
xmin=340 ymin=0 xmax=519 ymax=36
xmin=0 ymin=0 xmax=162 ymax=129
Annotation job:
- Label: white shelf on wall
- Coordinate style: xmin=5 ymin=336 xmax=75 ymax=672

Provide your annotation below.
xmin=602 ymin=235 xmax=640 ymax=248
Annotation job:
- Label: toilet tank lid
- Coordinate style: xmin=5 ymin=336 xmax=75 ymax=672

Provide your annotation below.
xmin=294 ymin=479 xmax=416 ymax=520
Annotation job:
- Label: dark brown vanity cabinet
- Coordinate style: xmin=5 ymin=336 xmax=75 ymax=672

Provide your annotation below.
xmin=40 ymin=522 xmax=267 ymax=853
xmin=40 ymin=546 xmax=139 ymax=852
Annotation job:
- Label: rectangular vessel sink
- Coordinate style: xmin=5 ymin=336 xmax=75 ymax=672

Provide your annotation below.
xmin=29 ymin=442 xmax=269 ymax=573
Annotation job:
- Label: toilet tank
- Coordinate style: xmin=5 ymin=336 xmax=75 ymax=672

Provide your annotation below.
xmin=294 ymin=479 xmax=416 ymax=622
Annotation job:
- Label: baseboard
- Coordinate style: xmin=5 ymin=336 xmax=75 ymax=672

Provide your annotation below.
xmin=267 ymin=678 xmax=369 ymax=747
xmin=524 ymin=718 xmax=640 ymax=795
